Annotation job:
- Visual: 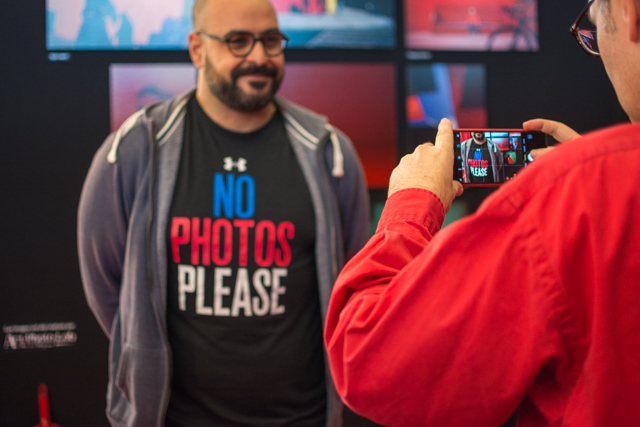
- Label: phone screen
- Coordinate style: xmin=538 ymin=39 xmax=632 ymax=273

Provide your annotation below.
xmin=453 ymin=130 xmax=548 ymax=186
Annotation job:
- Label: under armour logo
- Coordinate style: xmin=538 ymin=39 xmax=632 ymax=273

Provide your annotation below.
xmin=223 ymin=157 xmax=247 ymax=172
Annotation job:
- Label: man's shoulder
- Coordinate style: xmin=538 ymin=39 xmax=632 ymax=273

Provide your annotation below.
xmin=144 ymin=90 xmax=194 ymax=127
xmin=107 ymin=90 xmax=194 ymax=164
xmin=118 ymin=90 xmax=193 ymax=139
xmin=579 ymin=121 xmax=640 ymax=146
xmin=275 ymin=96 xmax=331 ymax=140
xmin=493 ymin=122 xmax=640 ymax=209
xmin=275 ymin=96 xmax=326 ymax=122
xmin=544 ymin=122 xmax=640 ymax=171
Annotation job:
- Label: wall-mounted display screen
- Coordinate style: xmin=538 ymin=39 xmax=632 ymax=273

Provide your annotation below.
xmin=272 ymin=0 xmax=396 ymax=48
xmin=47 ymin=0 xmax=395 ymax=50
xmin=406 ymin=63 xmax=487 ymax=153
xmin=47 ymin=0 xmax=196 ymax=50
xmin=279 ymin=63 xmax=398 ymax=188
xmin=405 ymin=0 xmax=538 ymax=51
xmin=406 ymin=63 xmax=487 ymax=129
xmin=110 ymin=63 xmax=196 ymax=131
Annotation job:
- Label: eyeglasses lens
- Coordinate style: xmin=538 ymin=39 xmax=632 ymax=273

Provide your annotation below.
xmin=262 ymin=34 xmax=287 ymax=55
xmin=228 ymin=33 xmax=287 ymax=57
xmin=228 ymin=34 xmax=254 ymax=56
xmin=579 ymin=30 xmax=598 ymax=54
xmin=578 ymin=8 xmax=599 ymax=54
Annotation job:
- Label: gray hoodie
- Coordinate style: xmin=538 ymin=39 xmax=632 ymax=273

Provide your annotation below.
xmin=78 ymin=90 xmax=371 ymax=426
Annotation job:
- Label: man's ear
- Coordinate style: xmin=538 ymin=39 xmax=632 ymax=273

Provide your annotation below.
xmin=188 ymin=32 xmax=204 ymax=69
xmin=622 ymin=0 xmax=640 ymax=42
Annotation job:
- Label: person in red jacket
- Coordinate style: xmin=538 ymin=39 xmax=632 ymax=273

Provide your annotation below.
xmin=325 ymin=0 xmax=640 ymax=425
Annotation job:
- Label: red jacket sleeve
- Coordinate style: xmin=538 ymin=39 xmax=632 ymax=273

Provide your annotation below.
xmin=325 ymin=189 xmax=573 ymax=426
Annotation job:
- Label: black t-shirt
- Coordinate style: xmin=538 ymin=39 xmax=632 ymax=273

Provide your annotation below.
xmin=165 ymin=97 xmax=326 ymax=426
xmin=467 ymin=140 xmax=495 ymax=183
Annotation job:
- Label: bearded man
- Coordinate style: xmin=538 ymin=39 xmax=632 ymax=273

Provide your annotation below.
xmin=77 ymin=0 xmax=370 ymax=425
xmin=460 ymin=131 xmax=504 ymax=183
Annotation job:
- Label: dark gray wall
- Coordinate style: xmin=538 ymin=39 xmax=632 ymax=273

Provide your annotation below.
xmin=0 ymin=0 xmax=628 ymax=426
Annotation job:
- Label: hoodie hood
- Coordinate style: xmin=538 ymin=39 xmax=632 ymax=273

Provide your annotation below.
xmin=107 ymin=91 xmax=345 ymax=178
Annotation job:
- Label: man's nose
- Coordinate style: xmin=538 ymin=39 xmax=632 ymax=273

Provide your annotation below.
xmin=245 ymin=39 xmax=270 ymax=64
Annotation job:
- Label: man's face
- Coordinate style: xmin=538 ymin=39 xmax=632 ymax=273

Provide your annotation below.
xmin=195 ymin=0 xmax=285 ymax=112
xmin=473 ymin=132 xmax=486 ymax=144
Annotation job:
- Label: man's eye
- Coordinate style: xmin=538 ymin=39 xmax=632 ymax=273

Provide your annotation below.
xmin=229 ymin=35 xmax=252 ymax=47
xmin=264 ymin=36 xmax=282 ymax=47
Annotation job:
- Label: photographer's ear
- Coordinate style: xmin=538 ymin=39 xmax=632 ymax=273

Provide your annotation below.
xmin=622 ymin=0 xmax=640 ymax=42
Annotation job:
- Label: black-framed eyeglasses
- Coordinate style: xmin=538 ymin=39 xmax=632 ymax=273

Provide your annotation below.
xmin=197 ymin=31 xmax=289 ymax=58
xmin=571 ymin=0 xmax=600 ymax=56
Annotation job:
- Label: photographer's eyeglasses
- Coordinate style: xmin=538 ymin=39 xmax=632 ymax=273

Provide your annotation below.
xmin=571 ymin=0 xmax=600 ymax=56
xmin=197 ymin=31 xmax=289 ymax=58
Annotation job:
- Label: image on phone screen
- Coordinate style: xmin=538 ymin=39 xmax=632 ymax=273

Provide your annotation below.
xmin=453 ymin=130 xmax=548 ymax=186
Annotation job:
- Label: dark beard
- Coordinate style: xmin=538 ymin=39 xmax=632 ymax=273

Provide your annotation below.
xmin=205 ymin=59 xmax=282 ymax=113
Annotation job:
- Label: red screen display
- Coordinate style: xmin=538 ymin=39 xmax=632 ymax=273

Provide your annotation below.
xmin=279 ymin=63 xmax=398 ymax=188
xmin=405 ymin=0 xmax=539 ymax=51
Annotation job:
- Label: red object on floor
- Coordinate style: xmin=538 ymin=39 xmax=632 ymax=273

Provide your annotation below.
xmin=35 ymin=384 xmax=60 ymax=427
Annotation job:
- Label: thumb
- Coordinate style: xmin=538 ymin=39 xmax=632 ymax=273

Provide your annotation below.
xmin=453 ymin=181 xmax=464 ymax=198
xmin=435 ymin=118 xmax=454 ymax=149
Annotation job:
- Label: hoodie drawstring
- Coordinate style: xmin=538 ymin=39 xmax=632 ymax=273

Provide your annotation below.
xmin=325 ymin=124 xmax=344 ymax=178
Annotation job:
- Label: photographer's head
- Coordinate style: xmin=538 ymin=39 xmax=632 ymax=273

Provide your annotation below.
xmin=188 ymin=0 xmax=286 ymax=114
xmin=588 ymin=0 xmax=640 ymax=122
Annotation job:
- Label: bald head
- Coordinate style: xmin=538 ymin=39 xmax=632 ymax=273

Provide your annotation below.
xmin=192 ymin=0 xmax=207 ymax=28
xmin=192 ymin=0 xmax=278 ymax=31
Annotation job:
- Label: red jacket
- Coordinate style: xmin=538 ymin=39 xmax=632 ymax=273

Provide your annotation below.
xmin=325 ymin=123 xmax=640 ymax=426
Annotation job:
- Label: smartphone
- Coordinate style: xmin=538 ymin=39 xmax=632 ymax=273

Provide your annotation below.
xmin=453 ymin=129 xmax=548 ymax=187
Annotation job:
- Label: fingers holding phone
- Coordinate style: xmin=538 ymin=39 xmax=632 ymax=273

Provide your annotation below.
xmin=523 ymin=119 xmax=581 ymax=159
xmin=388 ymin=119 xmax=463 ymax=213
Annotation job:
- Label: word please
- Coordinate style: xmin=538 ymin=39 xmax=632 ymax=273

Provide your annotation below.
xmin=171 ymin=217 xmax=295 ymax=267
xmin=178 ymin=266 xmax=287 ymax=317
